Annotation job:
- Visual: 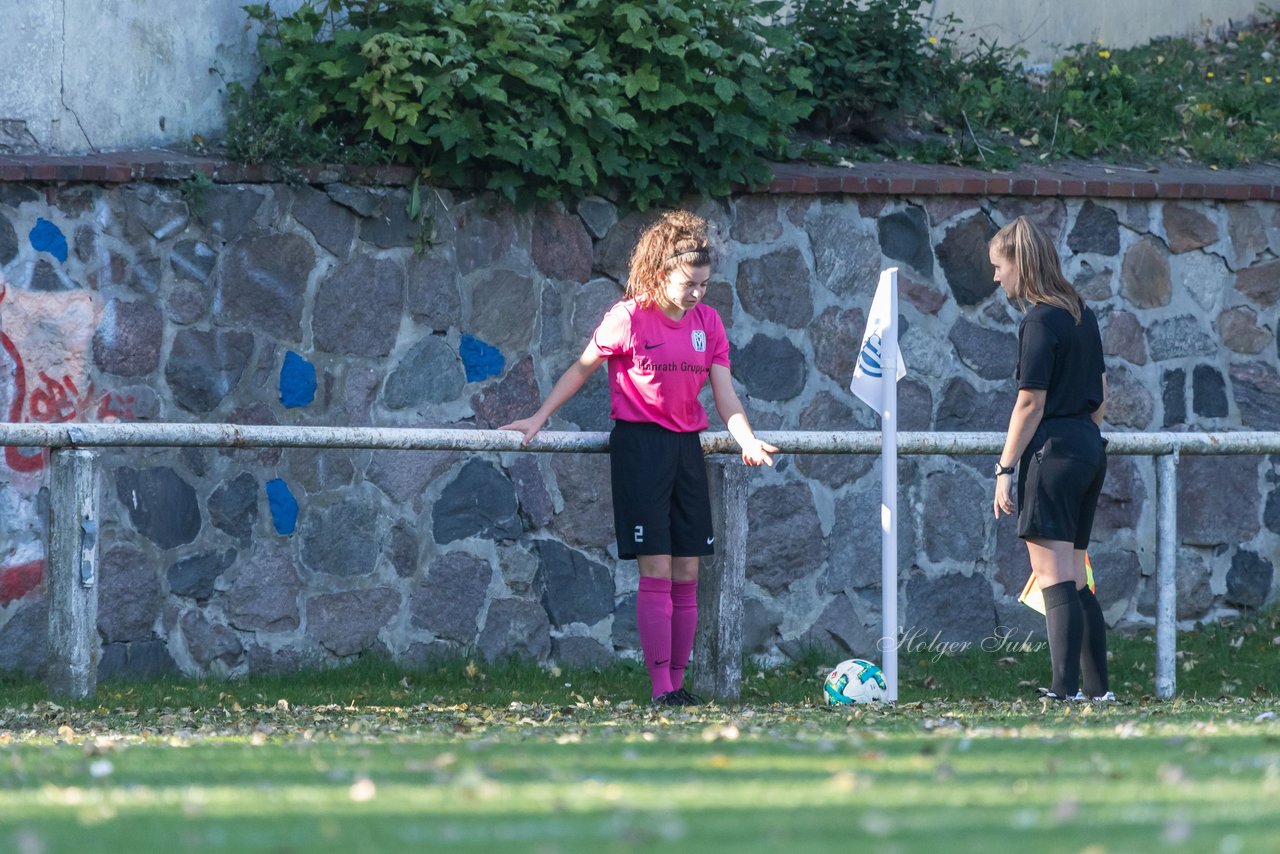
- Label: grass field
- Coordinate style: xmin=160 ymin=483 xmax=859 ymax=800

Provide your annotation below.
xmin=1 ymin=612 xmax=1277 ymax=853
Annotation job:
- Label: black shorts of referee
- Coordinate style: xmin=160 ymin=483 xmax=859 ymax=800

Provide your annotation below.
xmin=609 ymin=420 xmax=715 ymax=560
xmin=1017 ymin=416 xmax=1107 ymax=549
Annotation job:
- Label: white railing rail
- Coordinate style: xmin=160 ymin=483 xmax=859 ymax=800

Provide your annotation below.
xmin=6 ymin=422 xmax=1279 ymax=455
xmin=6 ymin=423 xmax=1280 ymax=701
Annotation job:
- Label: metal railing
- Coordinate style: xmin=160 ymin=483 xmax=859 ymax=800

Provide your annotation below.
xmin=5 ymin=422 xmax=1279 ymax=700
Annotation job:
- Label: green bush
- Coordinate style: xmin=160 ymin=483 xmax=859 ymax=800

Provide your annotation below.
xmin=1034 ymin=32 xmax=1280 ymax=166
xmin=785 ymin=0 xmax=937 ymax=141
xmin=230 ymin=0 xmax=811 ymax=208
xmin=227 ymin=2 xmax=1280 ymax=188
xmin=933 ymin=17 xmax=1280 ymax=167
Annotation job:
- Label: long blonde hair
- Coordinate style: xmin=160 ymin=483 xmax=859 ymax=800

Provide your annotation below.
xmin=989 ymin=215 xmax=1082 ymax=323
xmin=626 ymin=211 xmax=713 ymax=308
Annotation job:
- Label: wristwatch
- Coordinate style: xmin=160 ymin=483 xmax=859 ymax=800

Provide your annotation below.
xmin=993 ymin=462 xmax=1015 ymax=477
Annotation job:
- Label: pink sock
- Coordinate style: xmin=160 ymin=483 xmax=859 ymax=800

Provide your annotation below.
xmin=636 ymin=576 xmax=674 ymax=697
xmin=670 ymin=581 xmax=698 ymax=690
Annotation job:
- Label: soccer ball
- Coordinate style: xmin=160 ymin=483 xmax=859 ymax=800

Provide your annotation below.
xmin=823 ymin=658 xmax=887 ymax=705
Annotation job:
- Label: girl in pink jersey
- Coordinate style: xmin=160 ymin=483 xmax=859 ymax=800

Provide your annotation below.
xmin=501 ymin=210 xmax=776 ymax=706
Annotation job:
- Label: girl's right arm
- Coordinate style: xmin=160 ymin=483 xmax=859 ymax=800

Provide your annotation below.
xmin=993 ymin=387 xmax=1046 ymax=519
xmin=499 ymin=348 xmax=606 ymax=445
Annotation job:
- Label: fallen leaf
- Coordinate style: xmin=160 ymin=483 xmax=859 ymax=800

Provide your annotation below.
xmin=1053 ymin=799 xmax=1079 ymax=821
xmin=828 ymin=771 xmax=859 ymax=792
xmin=1162 ymin=819 xmax=1192 ymax=843
xmin=349 ymin=777 xmax=376 ymax=802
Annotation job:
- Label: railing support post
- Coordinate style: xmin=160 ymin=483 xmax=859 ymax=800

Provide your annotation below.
xmin=694 ymin=459 xmax=746 ymax=701
xmin=47 ymin=448 xmax=100 ymax=699
xmin=1154 ymin=450 xmax=1178 ymax=699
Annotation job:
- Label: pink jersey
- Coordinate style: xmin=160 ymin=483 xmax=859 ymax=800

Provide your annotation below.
xmin=585 ymin=300 xmax=730 ymax=433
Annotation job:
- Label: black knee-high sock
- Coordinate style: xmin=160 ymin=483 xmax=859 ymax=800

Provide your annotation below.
xmin=1041 ymin=580 xmax=1083 ymax=697
xmin=1078 ymin=586 xmax=1109 ymax=697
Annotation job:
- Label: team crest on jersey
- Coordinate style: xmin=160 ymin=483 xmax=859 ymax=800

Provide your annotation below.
xmin=691 ymin=329 xmax=707 ymax=352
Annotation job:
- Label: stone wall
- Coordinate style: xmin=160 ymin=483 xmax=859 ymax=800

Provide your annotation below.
xmin=0 ymin=170 xmax=1277 ymax=679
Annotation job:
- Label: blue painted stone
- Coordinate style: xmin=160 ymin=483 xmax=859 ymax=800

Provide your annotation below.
xmin=279 ymin=351 xmax=317 ymax=408
xmin=265 ymin=479 xmax=299 ymax=536
xmin=29 ymin=218 xmax=68 ymax=263
xmin=460 ymin=335 xmax=503 ymax=382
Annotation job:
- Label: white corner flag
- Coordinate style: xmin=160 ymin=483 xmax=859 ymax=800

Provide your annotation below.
xmin=849 ymin=267 xmax=905 ymax=702
xmin=849 ymin=267 xmax=907 ymax=414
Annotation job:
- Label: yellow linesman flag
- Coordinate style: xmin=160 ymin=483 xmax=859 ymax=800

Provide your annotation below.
xmin=1018 ymin=553 xmax=1097 ymax=615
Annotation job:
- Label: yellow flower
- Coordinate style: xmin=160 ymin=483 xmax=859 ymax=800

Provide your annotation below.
xmin=1206 ymin=71 xmax=1214 ymax=78
xmin=1267 ymin=76 xmax=1274 ymax=84
xmin=1157 ymin=55 xmax=1165 ymax=64
xmin=928 ymin=36 xmax=938 ymax=45
xmin=1098 ymin=50 xmax=1111 ymax=59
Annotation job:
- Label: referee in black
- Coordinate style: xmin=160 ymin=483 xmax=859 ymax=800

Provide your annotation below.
xmin=988 ymin=216 xmax=1112 ymax=703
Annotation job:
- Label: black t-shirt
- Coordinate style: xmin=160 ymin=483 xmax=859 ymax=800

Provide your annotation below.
xmin=1016 ymin=302 xmax=1105 ymax=419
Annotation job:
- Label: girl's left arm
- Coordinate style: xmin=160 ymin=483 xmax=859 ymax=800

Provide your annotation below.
xmin=709 ymin=363 xmax=776 ymax=467
xmin=1091 ymin=372 xmax=1108 ymax=427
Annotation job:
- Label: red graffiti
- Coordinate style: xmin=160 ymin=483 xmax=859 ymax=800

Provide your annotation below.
xmin=97 ymin=390 xmax=137 ymax=422
xmin=1 ymin=284 xmax=134 ymax=473
xmin=28 ymin=371 xmax=93 ymax=423
xmin=0 ymin=559 xmax=44 ymax=605
xmin=0 ymin=306 xmax=40 ymax=473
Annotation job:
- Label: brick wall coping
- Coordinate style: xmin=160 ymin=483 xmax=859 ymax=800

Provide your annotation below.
xmin=2 ymin=148 xmax=1278 ymax=200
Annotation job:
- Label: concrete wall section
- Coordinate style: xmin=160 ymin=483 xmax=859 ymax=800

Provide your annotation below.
xmin=0 ymin=4 xmax=63 ymax=152
xmin=0 ymin=1 xmax=300 ymax=154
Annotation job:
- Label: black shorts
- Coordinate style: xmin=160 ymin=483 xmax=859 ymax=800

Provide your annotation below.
xmin=609 ymin=420 xmax=714 ymax=560
xmin=1017 ymin=416 xmax=1107 ymax=550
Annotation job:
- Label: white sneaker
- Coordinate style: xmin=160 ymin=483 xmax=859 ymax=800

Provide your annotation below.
xmin=1069 ymin=690 xmax=1116 ymax=703
xmin=1037 ymin=687 xmax=1075 ymax=701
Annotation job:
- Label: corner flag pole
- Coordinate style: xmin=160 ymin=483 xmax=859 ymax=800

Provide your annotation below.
xmin=879 ymin=269 xmax=899 ymax=702
xmin=849 ymin=268 xmax=904 ymax=702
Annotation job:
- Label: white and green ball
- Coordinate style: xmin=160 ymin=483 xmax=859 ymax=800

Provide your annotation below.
xmin=823 ymin=658 xmax=887 ymax=705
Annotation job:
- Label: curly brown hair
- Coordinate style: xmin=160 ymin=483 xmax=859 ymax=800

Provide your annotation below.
xmin=625 ymin=210 xmax=713 ymax=308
